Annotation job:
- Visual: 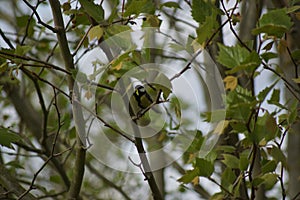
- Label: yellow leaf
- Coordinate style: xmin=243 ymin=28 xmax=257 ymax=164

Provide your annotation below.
xmin=191 ymin=39 xmax=203 ymax=52
xmin=158 ymin=131 xmax=167 ymax=142
xmin=192 ymin=176 xmax=199 ymax=185
xmin=187 ymin=153 xmax=196 ymax=163
xmin=112 ymin=61 xmax=123 ymax=71
xmin=292 ymin=78 xmax=300 ymax=83
xmin=213 ymin=120 xmax=230 ymax=135
xmin=223 ymin=75 xmax=237 ymax=91
xmin=259 ymin=138 xmax=267 ymax=146
xmin=88 ymin=25 xmax=103 ymax=41
xmin=84 ymin=90 xmax=93 ymax=100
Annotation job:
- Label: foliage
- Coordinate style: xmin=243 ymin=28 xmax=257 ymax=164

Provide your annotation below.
xmin=0 ymin=0 xmax=299 ymax=200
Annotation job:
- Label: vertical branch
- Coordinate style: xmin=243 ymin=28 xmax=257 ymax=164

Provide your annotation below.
xmin=48 ymin=0 xmax=86 ymax=199
xmin=119 ymin=80 xmax=163 ymax=200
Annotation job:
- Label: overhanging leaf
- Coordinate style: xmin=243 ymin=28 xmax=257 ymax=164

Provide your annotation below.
xmin=88 ymin=25 xmax=103 ymax=41
xmin=222 ymin=154 xmax=239 ymax=169
xmin=217 ymin=44 xmax=249 ymax=69
xmin=78 ymin=0 xmax=104 ymax=23
xmin=160 ymin=1 xmax=181 ymax=9
xmin=195 ymin=158 xmax=214 ymax=177
xmin=177 ymin=168 xmax=199 ymax=184
xmin=124 ymin=0 xmax=155 ymax=17
xmin=192 ymin=0 xmax=213 ymax=24
xmin=0 ymin=128 xmax=21 ymax=149
xmin=252 ymin=9 xmax=293 ymax=37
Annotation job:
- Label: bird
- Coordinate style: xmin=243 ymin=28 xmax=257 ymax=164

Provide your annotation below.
xmin=129 ymin=85 xmax=157 ymax=126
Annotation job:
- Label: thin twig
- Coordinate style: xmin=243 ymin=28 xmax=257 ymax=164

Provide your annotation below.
xmin=220 ymin=0 xmax=300 ymax=100
xmin=22 ymin=0 xmax=57 ymax=33
xmin=169 ymin=18 xmax=229 ymax=82
xmin=86 ymin=162 xmax=131 ymax=200
xmin=208 ymin=176 xmax=234 ymax=197
xmin=20 ymin=67 xmax=70 ymax=99
xmin=0 ymin=28 xmax=14 ymax=49
xmin=21 ymin=2 xmax=36 ymax=45
xmin=17 ymin=131 xmax=68 ymax=200
xmin=72 ymin=25 xmax=92 ymax=57
xmin=0 ymin=50 xmax=71 ymax=75
xmin=73 ymin=98 xmax=135 ymax=143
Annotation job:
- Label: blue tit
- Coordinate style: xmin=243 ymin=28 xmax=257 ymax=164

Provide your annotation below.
xmin=129 ymin=85 xmax=154 ymax=126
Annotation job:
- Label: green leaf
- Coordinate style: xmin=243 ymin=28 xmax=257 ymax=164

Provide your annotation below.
xmin=229 ymin=51 xmax=261 ymax=73
xmin=184 ymin=131 xmax=204 ymax=159
xmin=160 ymin=1 xmax=181 ymax=9
xmin=105 ymin=25 xmax=132 ymax=36
xmin=291 ymin=49 xmax=300 ymax=60
xmin=62 ymin=2 xmax=71 ymax=12
xmin=288 ymin=100 xmax=298 ymax=124
xmin=168 ymin=43 xmax=186 ymax=52
xmin=0 ymin=62 xmax=8 ymax=74
xmin=201 ymin=109 xmax=226 ymax=123
xmin=216 ymin=145 xmax=236 ymax=154
xmin=50 ymin=175 xmax=61 ymax=184
xmin=195 ymin=158 xmax=214 ymax=177
xmin=251 ymin=112 xmax=279 ymax=142
xmin=263 ymin=173 xmax=278 ymax=190
xmin=217 ymin=44 xmax=249 ymax=69
xmin=239 ymin=153 xmax=250 ymax=171
xmin=221 ymin=167 xmax=236 ymax=192
xmin=78 ymin=0 xmax=104 ymax=23
xmin=263 ymin=41 xmax=274 ymax=51
xmin=252 ymin=9 xmax=293 ymax=37
xmin=286 ymin=5 xmax=300 ymax=13
xmin=196 ymin=14 xmax=219 ymax=44
xmin=0 ymin=128 xmax=21 ymax=149
xmin=192 ymin=0 xmax=220 ymax=44
xmin=269 ymin=145 xmax=287 ymax=168
xmin=192 ymin=0 xmax=214 ymax=24
xmin=15 ymin=45 xmax=31 ymax=56
xmin=268 ymin=89 xmax=279 ymax=103
xmin=88 ymin=25 xmax=103 ymax=41
xmin=240 ymin=51 xmax=261 ymax=71
xmin=177 ymin=168 xmax=199 ymax=184
xmin=211 ymin=193 xmax=225 ymax=200
xmin=124 ymin=0 xmax=155 ymax=17
xmin=16 ymin=15 xmax=36 ymax=37
xmin=253 ymin=173 xmax=278 ymax=190
xmin=267 ymin=89 xmax=286 ymax=109
xmin=257 ymin=81 xmax=277 ymax=102
xmin=261 ymin=160 xmax=277 ymax=174
xmin=69 ymin=9 xmax=90 ymax=26
xmin=104 ymin=25 xmax=133 ymax=50
xmin=261 ymin=52 xmax=278 ymax=62
xmin=222 ymin=154 xmax=240 ymax=169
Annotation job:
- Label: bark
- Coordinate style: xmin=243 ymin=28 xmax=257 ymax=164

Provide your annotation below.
xmin=270 ymin=0 xmax=300 ymax=198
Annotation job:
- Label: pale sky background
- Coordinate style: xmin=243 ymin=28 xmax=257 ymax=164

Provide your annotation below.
xmin=0 ymin=0 xmax=285 ymax=199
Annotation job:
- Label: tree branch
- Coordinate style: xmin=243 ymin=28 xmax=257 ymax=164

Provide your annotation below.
xmin=48 ymin=1 xmax=86 ymax=199
xmin=0 ymin=164 xmax=38 ymax=200
xmin=22 ymin=0 xmax=57 ymax=33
